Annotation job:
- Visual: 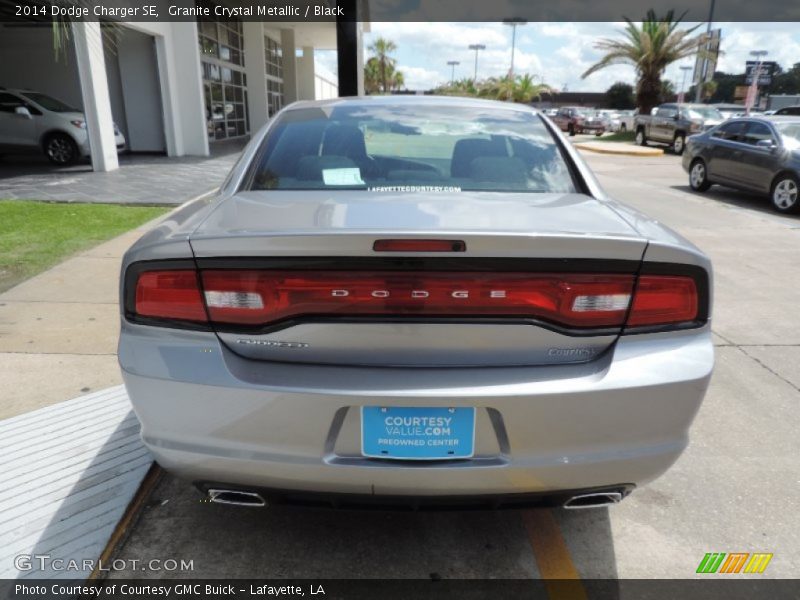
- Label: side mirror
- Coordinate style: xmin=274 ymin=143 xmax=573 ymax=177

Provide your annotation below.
xmin=756 ymin=139 xmax=777 ymax=150
xmin=14 ymin=106 xmax=32 ymax=119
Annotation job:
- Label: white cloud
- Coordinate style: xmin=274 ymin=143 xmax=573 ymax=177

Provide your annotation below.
xmin=399 ymin=66 xmax=445 ymax=89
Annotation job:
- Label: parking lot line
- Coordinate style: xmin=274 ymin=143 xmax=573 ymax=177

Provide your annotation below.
xmin=522 ymin=509 xmax=587 ymax=599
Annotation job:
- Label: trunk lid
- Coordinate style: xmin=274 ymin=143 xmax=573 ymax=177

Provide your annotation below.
xmin=190 ymin=191 xmax=647 ymax=367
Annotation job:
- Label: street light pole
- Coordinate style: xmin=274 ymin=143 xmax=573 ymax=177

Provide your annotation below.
xmin=679 ymin=65 xmax=692 ymax=103
xmin=747 ymin=50 xmax=768 ymax=114
xmin=503 ymin=18 xmax=527 ymax=78
xmin=447 ymin=60 xmax=460 ymax=84
xmin=694 ymin=0 xmax=716 ymax=103
xmin=468 ymin=44 xmax=486 ymax=81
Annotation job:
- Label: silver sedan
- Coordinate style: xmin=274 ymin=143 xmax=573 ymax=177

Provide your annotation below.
xmin=683 ymin=116 xmax=800 ymax=214
xmin=119 ymin=96 xmax=713 ymax=509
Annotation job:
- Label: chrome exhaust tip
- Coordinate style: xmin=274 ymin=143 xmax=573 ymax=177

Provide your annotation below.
xmin=207 ymin=488 xmax=267 ymax=507
xmin=563 ymin=491 xmax=623 ymax=510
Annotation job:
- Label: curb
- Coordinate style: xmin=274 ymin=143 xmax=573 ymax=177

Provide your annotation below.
xmin=573 ymin=143 xmax=664 ymax=157
xmin=88 ymin=463 xmax=163 ymax=582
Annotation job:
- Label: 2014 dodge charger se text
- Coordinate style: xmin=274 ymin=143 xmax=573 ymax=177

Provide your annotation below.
xmin=119 ymin=96 xmax=714 ymax=510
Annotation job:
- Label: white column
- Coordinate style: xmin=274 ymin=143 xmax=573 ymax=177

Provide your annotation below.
xmin=280 ymin=28 xmax=298 ymax=104
xmin=243 ymin=22 xmax=269 ymax=132
xmin=356 ymin=23 xmax=365 ymax=96
xmin=72 ymin=21 xmax=118 ymax=172
xmin=297 ymin=46 xmax=316 ymax=100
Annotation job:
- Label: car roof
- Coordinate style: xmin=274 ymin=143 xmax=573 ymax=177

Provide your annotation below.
xmin=285 ymin=95 xmax=540 ymax=114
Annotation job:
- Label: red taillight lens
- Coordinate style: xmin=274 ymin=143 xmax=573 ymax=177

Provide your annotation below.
xmin=134 ymin=270 xmax=207 ymax=322
xmin=627 ymin=275 xmax=698 ymax=327
xmin=199 ymin=270 xmax=635 ymax=328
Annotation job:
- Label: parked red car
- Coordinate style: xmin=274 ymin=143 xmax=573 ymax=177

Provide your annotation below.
xmin=551 ymin=107 xmax=606 ymax=136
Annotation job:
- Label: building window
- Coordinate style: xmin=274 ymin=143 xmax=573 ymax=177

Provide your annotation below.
xmin=265 ymin=35 xmax=285 ymax=117
xmin=198 ymin=15 xmax=248 ymax=141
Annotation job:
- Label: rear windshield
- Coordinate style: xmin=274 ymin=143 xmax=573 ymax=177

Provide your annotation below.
xmin=247 ymin=104 xmax=576 ymax=193
xmin=685 ymin=107 xmax=723 ymax=120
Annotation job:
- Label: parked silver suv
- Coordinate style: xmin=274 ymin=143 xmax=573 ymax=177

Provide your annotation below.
xmin=0 ymin=88 xmax=126 ymax=165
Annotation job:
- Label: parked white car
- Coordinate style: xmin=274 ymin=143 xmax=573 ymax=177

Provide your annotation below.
xmin=0 ymin=88 xmax=126 ymax=165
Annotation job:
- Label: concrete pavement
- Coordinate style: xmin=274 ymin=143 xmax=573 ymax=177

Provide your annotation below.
xmin=106 ymin=150 xmax=800 ymax=581
xmin=0 ymin=140 xmax=243 ymax=205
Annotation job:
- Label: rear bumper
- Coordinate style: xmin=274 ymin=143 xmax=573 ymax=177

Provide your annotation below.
xmin=119 ymin=322 xmax=713 ymax=497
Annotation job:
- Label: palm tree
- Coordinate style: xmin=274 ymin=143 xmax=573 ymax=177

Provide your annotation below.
xmin=364 ymin=57 xmax=382 ymax=94
xmin=513 ymin=74 xmax=554 ymax=103
xmin=390 ymin=71 xmax=405 ymax=91
xmin=368 ymin=37 xmax=398 ymax=94
xmin=581 ymin=10 xmax=708 ymax=114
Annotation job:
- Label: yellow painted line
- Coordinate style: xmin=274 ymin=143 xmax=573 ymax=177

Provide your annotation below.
xmin=87 ymin=463 xmax=162 ymax=582
xmin=522 ymin=509 xmax=588 ymax=600
xmin=573 ymin=142 xmax=664 ymax=157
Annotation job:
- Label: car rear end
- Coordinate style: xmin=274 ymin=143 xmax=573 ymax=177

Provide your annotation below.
xmin=119 ymin=98 xmax=713 ymax=507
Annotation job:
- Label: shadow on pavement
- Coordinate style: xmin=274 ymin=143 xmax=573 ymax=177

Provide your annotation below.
xmin=13 ymin=409 xmax=151 ymax=579
xmin=107 ymin=473 xmax=620 ymax=582
xmin=671 ymin=184 xmax=797 ymax=219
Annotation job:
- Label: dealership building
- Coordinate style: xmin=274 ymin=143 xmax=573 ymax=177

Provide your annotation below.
xmin=0 ymin=8 xmax=365 ymax=171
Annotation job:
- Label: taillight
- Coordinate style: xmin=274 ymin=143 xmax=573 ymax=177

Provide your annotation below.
xmin=626 ymin=275 xmax=698 ymax=327
xmin=126 ymin=265 xmax=705 ymax=332
xmin=199 ymin=270 xmax=635 ymax=328
xmin=134 ymin=270 xmax=207 ymax=322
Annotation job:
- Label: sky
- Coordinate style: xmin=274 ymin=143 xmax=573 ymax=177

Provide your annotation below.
xmin=316 ymin=22 xmax=800 ymax=94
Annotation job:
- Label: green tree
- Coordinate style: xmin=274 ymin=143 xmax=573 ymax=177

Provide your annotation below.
xmin=367 ymin=37 xmax=399 ymax=94
xmin=582 ymin=10 xmax=708 ymax=114
xmin=660 ymin=79 xmax=676 ymax=102
xmin=605 ymin=82 xmax=635 ymax=109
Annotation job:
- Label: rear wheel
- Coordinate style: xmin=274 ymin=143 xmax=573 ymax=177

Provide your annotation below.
xmin=568 ymin=124 xmax=575 ymax=137
xmin=620 ymin=123 xmax=627 ymax=132
xmin=672 ymin=133 xmax=686 ymax=155
xmin=771 ymin=174 xmax=800 ymax=213
xmin=689 ymin=159 xmax=712 ymax=192
xmin=595 ymin=131 xmax=603 ymax=137
xmin=44 ymin=133 xmax=78 ymax=166
xmin=635 ymin=128 xmax=647 ymax=146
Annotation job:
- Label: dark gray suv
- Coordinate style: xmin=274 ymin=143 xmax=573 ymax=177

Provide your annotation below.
xmin=682 ymin=116 xmax=800 ymax=214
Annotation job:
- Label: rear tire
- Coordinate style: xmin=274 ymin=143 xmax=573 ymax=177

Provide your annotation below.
xmin=689 ymin=159 xmax=712 ymax=192
xmin=568 ymin=124 xmax=575 ymax=137
xmin=672 ymin=133 xmax=686 ymax=155
xmin=620 ymin=123 xmax=627 ymax=132
xmin=44 ymin=133 xmax=78 ymax=166
xmin=770 ymin=174 xmax=800 ymax=214
xmin=635 ymin=128 xmax=647 ymax=146
xmin=595 ymin=131 xmax=603 ymax=137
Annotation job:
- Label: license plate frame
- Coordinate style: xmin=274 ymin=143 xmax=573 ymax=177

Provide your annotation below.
xmin=360 ymin=406 xmax=476 ymax=460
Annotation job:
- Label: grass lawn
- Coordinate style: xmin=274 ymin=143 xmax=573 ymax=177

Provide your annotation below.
xmin=597 ymin=131 xmax=637 ymax=143
xmin=0 ymin=200 xmax=168 ymax=293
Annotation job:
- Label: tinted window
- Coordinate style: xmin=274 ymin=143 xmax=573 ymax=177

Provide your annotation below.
xmin=776 ymin=106 xmax=800 ymax=115
xmin=741 ymin=122 xmax=775 ymax=145
xmin=20 ymin=92 xmax=78 ymax=112
xmin=0 ymin=92 xmax=24 ymax=113
xmin=657 ymin=107 xmax=677 ymax=118
xmin=711 ymin=121 xmax=747 ymax=141
xmin=248 ymin=104 xmax=577 ymax=194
